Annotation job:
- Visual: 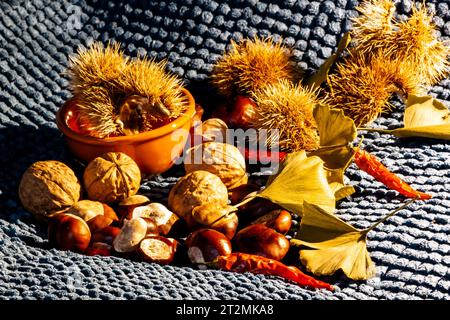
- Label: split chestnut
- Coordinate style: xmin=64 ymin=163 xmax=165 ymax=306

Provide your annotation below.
xmin=185 ymin=229 xmax=232 ymax=264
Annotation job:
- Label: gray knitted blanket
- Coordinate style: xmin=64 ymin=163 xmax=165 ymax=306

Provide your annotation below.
xmin=0 ymin=0 xmax=449 ymax=300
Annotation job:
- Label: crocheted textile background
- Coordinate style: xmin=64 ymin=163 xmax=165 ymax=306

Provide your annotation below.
xmin=0 ymin=0 xmax=449 ymax=300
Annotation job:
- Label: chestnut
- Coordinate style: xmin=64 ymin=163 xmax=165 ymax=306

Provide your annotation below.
xmin=229 ymin=183 xmax=260 ymax=205
xmin=167 ymin=238 xmax=190 ymax=265
xmin=237 ymin=197 xmax=281 ymax=224
xmin=92 ymin=226 xmax=121 ymax=245
xmin=185 ymin=229 xmax=232 ymax=264
xmin=67 ymin=200 xmax=118 ymax=232
xmin=48 ymin=213 xmax=91 ymax=252
xmin=191 ymin=203 xmax=238 ymax=240
xmin=141 ymin=217 xmax=160 ymax=237
xmin=234 ymin=224 xmax=289 ymax=261
xmin=128 ymin=203 xmax=182 ymax=236
xmin=250 ymin=209 xmax=292 ymax=234
xmin=229 ymin=96 xmax=256 ymax=129
xmin=138 ymin=236 xmax=175 ymax=265
xmin=85 ymin=242 xmax=112 ymax=256
xmin=117 ymin=195 xmax=151 ymax=219
xmin=112 ymin=218 xmax=148 ymax=253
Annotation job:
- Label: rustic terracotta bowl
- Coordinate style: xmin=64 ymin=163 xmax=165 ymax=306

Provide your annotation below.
xmin=56 ymin=88 xmax=196 ymax=174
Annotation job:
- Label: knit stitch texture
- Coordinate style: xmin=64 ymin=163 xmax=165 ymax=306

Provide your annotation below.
xmin=0 ymin=0 xmax=449 ymax=300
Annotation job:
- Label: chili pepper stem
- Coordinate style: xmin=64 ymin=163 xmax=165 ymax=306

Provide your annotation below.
xmin=363 ymin=198 xmax=416 ymax=234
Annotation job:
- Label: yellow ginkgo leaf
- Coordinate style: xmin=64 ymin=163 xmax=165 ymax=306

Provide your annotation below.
xmin=257 ymin=151 xmax=335 ymax=216
xmin=309 ymin=105 xmax=357 ymax=199
xmin=361 ymin=95 xmax=450 ymax=140
xmin=404 ymin=95 xmax=450 ymax=128
xmin=291 ymin=200 xmax=415 ymax=280
xmin=313 ymin=104 xmax=357 ymax=148
xmin=309 ymin=144 xmax=356 ymax=170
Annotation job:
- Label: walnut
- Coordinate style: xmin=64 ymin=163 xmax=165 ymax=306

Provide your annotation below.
xmin=83 ymin=152 xmax=141 ymax=204
xmin=19 ymin=160 xmax=82 ymax=219
xmin=184 ymin=142 xmax=248 ymax=189
xmin=200 ymin=118 xmax=228 ymax=142
xmin=168 ymin=170 xmax=228 ymax=228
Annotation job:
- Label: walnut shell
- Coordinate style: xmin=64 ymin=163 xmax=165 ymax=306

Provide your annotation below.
xmin=83 ymin=152 xmax=141 ymax=204
xmin=200 ymin=118 xmax=228 ymax=143
xmin=184 ymin=142 xmax=248 ymax=189
xmin=19 ymin=161 xmax=82 ymax=219
xmin=168 ymin=170 xmax=228 ymax=228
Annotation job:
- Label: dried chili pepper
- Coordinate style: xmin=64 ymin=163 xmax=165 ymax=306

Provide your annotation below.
xmin=214 ymin=253 xmax=333 ymax=291
xmin=354 ymin=148 xmax=432 ymax=200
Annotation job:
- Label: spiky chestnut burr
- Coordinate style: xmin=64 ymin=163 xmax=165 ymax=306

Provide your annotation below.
xmin=67 ymin=42 xmax=188 ymax=138
xmin=118 ymin=57 xmax=187 ymax=119
xmin=351 ymin=1 xmax=450 ymax=87
xmin=250 ymin=80 xmax=320 ymax=152
xmin=211 ymin=37 xmax=299 ymax=97
xmin=393 ymin=5 xmax=450 ymax=86
xmin=351 ymin=0 xmax=396 ymax=55
xmin=69 ymin=42 xmax=128 ymax=96
xmin=327 ymin=53 xmax=422 ymax=126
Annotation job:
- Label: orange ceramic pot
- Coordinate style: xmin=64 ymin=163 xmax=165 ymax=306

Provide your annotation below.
xmin=56 ymin=89 xmax=196 ymax=174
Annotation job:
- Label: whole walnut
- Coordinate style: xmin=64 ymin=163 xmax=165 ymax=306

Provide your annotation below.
xmin=168 ymin=170 xmax=228 ymax=228
xmin=19 ymin=160 xmax=82 ymax=220
xmin=184 ymin=142 xmax=248 ymax=189
xmin=200 ymin=118 xmax=229 ymax=143
xmin=83 ymin=152 xmax=141 ymax=204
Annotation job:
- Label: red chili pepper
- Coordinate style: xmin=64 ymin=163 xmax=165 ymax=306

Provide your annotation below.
xmin=215 ymin=253 xmax=333 ymax=291
xmin=354 ymin=148 xmax=432 ymax=200
xmin=239 ymin=147 xmax=287 ymax=164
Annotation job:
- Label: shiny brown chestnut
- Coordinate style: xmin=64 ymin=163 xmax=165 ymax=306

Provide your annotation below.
xmin=92 ymin=226 xmax=121 ymax=245
xmin=229 ymin=183 xmax=260 ymax=205
xmin=116 ymin=195 xmax=151 ymax=219
xmin=234 ymin=224 xmax=289 ymax=261
xmin=237 ymin=197 xmax=281 ymax=224
xmin=85 ymin=242 xmax=112 ymax=256
xmin=250 ymin=209 xmax=292 ymax=234
xmin=229 ymin=96 xmax=257 ymax=129
xmin=141 ymin=217 xmax=160 ymax=236
xmin=185 ymin=229 xmax=232 ymax=264
xmin=138 ymin=236 xmax=175 ymax=265
xmin=191 ymin=203 xmax=238 ymax=240
xmin=48 ymin=213 xmax=91 ymax=252
xmin=67 ymin=200 xmax=119 ymax=232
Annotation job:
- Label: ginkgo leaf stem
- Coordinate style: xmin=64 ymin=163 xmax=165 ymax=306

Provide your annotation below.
xmin=233 ymin=191 xmax=258 ymax=208
xmin=357 ymin=127 xmax=394 ymax=134
xmin=364 ymin=198 xmax=416 ymax=233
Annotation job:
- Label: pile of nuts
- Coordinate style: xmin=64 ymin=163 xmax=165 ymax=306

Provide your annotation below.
xmin=18 ymin=119 xmax=294 ymax=268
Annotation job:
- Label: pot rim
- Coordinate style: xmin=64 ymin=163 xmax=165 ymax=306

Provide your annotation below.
xmin=56 ymin=88 xmax=196 ymax=145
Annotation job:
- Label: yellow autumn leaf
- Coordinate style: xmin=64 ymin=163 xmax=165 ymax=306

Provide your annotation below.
xmin=361 ymin=95 xmax=450 ymax=140
xmin=309 ymin=144 xmax=355 ymax=170
xmin=291 ymin=200 xmax=415 ymax=280
xmin=309 ymin=104 xmax=356 ymax=199
xmin=313 ymin=104 xmax=357 ymax=148
xmin=392 ymin=95 xmax=450 ymax=139
xmin=258 ymin=151 xmax=335 ymax=216
xmin=326 ymin=167 xmax=356 ymax=201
